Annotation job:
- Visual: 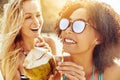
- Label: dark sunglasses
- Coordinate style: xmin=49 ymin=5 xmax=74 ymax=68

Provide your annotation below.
xmin=59 ymin=18 xmax=89 ymax=34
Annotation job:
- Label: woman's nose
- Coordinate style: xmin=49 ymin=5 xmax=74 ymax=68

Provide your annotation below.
xmin=65 ymin=25 xmax=73 ymax=34
xmin=33 ymin=17 xmax=40 ymax=26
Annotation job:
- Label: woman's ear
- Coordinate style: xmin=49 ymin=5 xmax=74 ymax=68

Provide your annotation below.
xmin=95 ymin=33 xmax=102 ymax=45
xmin=95 ymin=38 xmax=102 ymax=45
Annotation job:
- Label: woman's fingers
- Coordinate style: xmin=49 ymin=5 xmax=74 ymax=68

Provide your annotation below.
xmin=58 ymin=62 xmax=84 ymax=71
xmin=64 ymin=73 xmax=86 ymax=80
xmin=57 ymin=62 xmax=86 ymax=80
xmin=37 ymin=36 xmax=44 ymax=42
xmin=35 ymin=42 xmax=51 ymax=51
xmin=35 ymin=37 xmax=51 ymax=52
xmin=57 ymin=66 xmax=85 ymax=77
xmin=35 ymin=42 xmax=47 ymax=47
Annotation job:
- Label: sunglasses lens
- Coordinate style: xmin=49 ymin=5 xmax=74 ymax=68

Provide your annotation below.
xmin=59 ymin=18 xmax=69 ymax=30
xmin=73 ymin=21 xmax=85 ymax=33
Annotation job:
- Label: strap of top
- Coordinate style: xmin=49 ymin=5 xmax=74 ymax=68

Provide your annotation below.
xmin=98 ymin=72 xmax=103 ymax=80
xmin=92 ymin=67 xmax=94 ymax=80
xmin=92 ymin=67 xmax=103 ymax=80
xmin=62 ymin=75 xmax=66 ymax=80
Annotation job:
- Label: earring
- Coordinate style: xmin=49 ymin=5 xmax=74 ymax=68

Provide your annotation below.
xmin=95 ymin=39 xmax=101 ymax=45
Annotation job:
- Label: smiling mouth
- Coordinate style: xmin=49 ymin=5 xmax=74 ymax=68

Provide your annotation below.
xmin=64 ymin=38 xmax=76 ymax=44
xmin=30 ymin=27 xmax=39 ymax=31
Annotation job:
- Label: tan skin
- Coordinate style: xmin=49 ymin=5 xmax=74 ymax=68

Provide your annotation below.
xmin=53 ymin=8 xmax=120 ymax=80
xmin=8 ymin=1 xmax=56 ymax=80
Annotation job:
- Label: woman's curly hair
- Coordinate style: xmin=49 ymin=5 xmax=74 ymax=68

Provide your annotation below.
xmin=55 ymin=0 xmax=120 ymax=72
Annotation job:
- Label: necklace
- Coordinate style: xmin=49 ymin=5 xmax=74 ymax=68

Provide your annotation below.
xmin=22 ymin=51 xmax=28 ymax=56
xmin=21 ymin=47 xmax=30 ymax=56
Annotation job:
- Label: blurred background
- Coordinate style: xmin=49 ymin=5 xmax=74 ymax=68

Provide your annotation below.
xmin=41 ymin=0 xmax=66 ymax=32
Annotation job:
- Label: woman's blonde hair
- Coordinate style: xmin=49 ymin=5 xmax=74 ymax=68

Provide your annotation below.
xmin=0 ymin=0 xmax=41 ymax=80
xmin=0 ymin=0 xmax=24 ymax=79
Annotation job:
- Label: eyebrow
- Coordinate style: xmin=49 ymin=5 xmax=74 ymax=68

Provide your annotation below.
xmin=24 ymin=12 xmax=42 ymax=15
xmin=69 ymin=18 xmax=87 ymax=22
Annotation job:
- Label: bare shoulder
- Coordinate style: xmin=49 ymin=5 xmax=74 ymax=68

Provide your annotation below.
xmin=104 ymin=64 xmax=120 ymax=80
xmin=43 ymin=37 xmax=56 ymax=55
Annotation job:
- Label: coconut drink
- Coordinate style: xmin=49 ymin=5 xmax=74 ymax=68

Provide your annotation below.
xmin=23 ymin=47 xmax=56 ymax=80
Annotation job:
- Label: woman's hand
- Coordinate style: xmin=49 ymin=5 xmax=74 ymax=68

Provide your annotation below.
xmin=56 ymin=62 xmax=86 ymax=80
xmin=35 ymin=37 xmax=51 ymax=52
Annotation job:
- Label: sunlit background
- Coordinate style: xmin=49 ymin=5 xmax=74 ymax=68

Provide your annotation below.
xmin=40 ymin=0 xmax=67 ymax=32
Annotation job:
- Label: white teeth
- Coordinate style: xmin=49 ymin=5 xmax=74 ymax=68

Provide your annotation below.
xmin=31 ymin=27 xmax=39 ymax=29
xmin=65 ymin=38 xmax=76 ymax=44
xmin=30 ymin=27 xmax=39 ymax=31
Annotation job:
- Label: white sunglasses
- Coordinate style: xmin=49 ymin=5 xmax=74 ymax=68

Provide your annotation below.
xmin=59 ymin=18 xmax=89 ymax=33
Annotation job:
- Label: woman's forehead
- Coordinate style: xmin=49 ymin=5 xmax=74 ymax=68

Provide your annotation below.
xmin=22 ymin=0 xmax=41 ymax=13
xmin=69 ymin=8 xmax=88 ymax=21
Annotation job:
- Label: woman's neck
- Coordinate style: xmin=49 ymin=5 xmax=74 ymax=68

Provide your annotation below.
xmin=70 ymin=51 xmax=94 ymax=79
xmin=72 ymin=54 xmax=93 ymax=70
xmin=21 ymin=37 xmax=35 ymax=51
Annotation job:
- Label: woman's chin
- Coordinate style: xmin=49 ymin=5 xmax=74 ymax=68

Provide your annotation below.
xmin=33 ymin=34 xmax=39 ymax=38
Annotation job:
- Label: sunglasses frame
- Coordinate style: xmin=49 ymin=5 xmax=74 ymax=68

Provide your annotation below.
xmin=59 ymin=18 xmax=89 ymax=34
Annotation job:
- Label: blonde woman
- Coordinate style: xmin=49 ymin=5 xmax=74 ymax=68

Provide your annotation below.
xmin=0 ymin=0 xmax=56 ymax=80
